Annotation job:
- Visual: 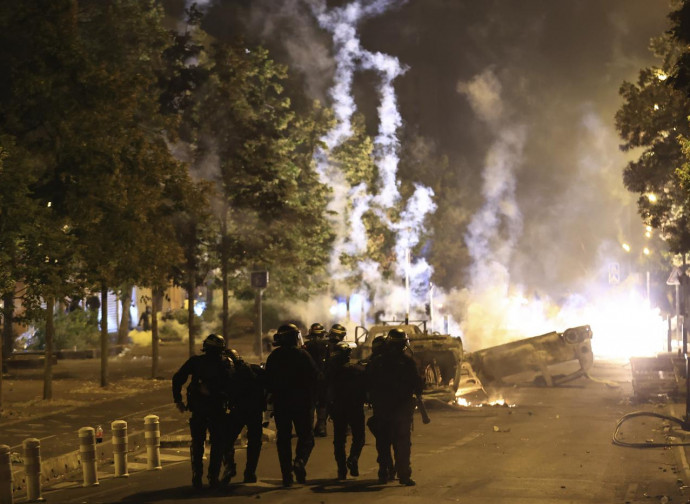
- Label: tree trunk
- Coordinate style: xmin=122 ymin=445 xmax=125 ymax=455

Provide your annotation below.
xmin=1 ymin=290 xmax=14 ymax=411
xmin=220 ymin=211 xmax=229 ymax=341
xmin=0 ymin=310 xmax=2 ymax=413
xmin=43 ymin=296 xmax=55 ymax=400
xmin=187 ymin=283 xmax=195 ymax=358
xmin=221 ymin=246 xmax=229 ymax=341
xmin=151 ymin=290 xmax=161 ymax=379
xmin=2 ymin=291 xmax=13 ymax=358
xmin=100 ymin=286 xmax=108 ymax=387
xmin=117 ymin=284 xmax=132 ymax=346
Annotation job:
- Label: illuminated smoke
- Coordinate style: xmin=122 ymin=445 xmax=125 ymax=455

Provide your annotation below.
xmin=311 ymin=0 xmax=436 ymax=316
xmin=457 ymin=69 xmax=527 ymax=349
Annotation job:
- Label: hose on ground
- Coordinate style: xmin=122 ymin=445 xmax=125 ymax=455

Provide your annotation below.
xmin=613 ymin=410 xmax=690 ymax=448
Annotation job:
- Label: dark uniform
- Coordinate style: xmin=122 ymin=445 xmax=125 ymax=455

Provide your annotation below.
xmin=222 ymin=350 xmax=266 ymax=484
xmin=361 ymin=336 xmax=395 ymax=480
xmin=172 ymin=334 xmax=233 ymax=489
xmin=324 ymin=323 xmax=347 ymax=362
xmin=265 ymin=324 xmax=319 ymax=487
xmin=304 ymin=323 xmax=328 ymax=437
xmin=325 ymin=342 xmax=366 ymax=479
xmin=365 ymin=328 xmax=423 ymax=486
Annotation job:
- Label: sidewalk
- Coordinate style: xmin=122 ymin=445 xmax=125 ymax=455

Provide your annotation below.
xmin=0 ymin=338 xmax=264 ymax=499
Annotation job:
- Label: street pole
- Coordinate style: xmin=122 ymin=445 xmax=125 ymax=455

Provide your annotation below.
xmin=250 ymin=270 xmax=269 ymax=363
xmin=255 ymin=289 xmax=263 ymax=363
xmin=681 ymin=274 xmax=690 ymax=430
xmin=429 ymin=283 xmax=434 ymax=333
xmin=677 ymin=284 xmax=681 ymax=343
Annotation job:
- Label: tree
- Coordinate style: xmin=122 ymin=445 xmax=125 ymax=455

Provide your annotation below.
xmin=188 ymin=41 xmax=335 ymax=338
xmin=0 ymin=0 xmax=92 ymax=399
xmin=615 ymin=24 xmax=690 ymax=257
xmin=0 ymin=0 xmax=200 ymax=391
xmin=159 ymin=7 xmax=214 ymax=357
xmin=669 ymin=1 xmax=690 ymax=259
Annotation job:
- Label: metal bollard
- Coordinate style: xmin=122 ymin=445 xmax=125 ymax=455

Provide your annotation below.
xmin=144 ymin=415 xmax=162 ymax=470
xmin=78 ymin=427 xmax=99 ymax=487
xmin=22 ymin=438 xmax=42 ymax=502
xmin=111 ymin=420 xmax=129 ymax=477
xmin=0 ymin=445 xmax=13 ymax=504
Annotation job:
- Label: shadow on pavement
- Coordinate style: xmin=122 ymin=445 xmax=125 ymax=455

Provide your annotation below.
xmin=308 ymin=477 xmax=387 ymax=493
xmin=114 ymin=480 xmax=301 ymax=502
xmin=112 ymin=478 xmax=388 ymax=502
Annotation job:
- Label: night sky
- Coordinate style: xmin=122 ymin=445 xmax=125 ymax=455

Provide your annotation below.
xmin=173 ymin=0 xmax=674 ymax=344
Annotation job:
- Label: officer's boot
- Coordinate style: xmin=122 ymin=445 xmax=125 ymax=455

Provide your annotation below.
xmin=336 ymin=455 xmax=347 ymax=480
xmin=190 ymin=446 xmax=204 ymax=490
xmin=377 ymin=465 xmax=389 ymax=484
xmin=293 ymin=458 xmax=307 ymax=484
xmin=220 ymin=461 xmax=236 ymax=486
xmin=244 ymin=444 xmax=260 ymax=483
xmin=346 ymin=456 xmax=359 ymax=477
xmin=192 ymin=470 xmax=203 ymax=490
xmin=337 ymin=464 xmax=347 ymax=480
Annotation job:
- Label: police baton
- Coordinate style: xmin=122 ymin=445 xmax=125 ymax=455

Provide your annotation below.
xmin=416 ymin=395 xmax=431 ymax=424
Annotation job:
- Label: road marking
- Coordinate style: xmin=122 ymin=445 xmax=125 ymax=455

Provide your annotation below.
xmin=419 ymin=431 xmax=482 ymax=456
xmin=624 ymin=483 xmax=638 ymax=502
xmin=10 ymin=434 xmax=57 ymax=451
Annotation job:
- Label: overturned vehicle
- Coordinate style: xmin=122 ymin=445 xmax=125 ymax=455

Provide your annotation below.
xmin=462 ymin=325 xmax=594 ymax=390
xmin=353 ymin=319 xmax=464 ymax=390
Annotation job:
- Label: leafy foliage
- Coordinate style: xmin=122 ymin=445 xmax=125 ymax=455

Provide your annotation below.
xmin=615 ymin=27 xmax=690 ymax=255
xmin=29 ymin=309 xmax=99 ymax=351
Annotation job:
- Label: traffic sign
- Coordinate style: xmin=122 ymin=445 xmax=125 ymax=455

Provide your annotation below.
xmin=251 ymin=271 xmax=269 ymax=289
xmin=608 ymin=262 xmax=620 ymax=285
xmin=667 ymin=267 xmax=683 ymax=286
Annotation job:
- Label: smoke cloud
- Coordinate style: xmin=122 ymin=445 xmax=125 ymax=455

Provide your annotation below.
xmin=187 ymin=0 xmax=672 ymax=351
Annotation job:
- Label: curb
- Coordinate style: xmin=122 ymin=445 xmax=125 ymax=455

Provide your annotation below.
xmin=159 ymin=427 xmax=277 ymax=447
xmin=10 ymin=428 xmax=149 ymax=496
xmin=9 ymin=426 xmax=277 ymax=497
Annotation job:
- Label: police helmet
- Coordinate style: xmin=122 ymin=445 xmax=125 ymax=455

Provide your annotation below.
xmin=307 ymin=322 xmax=326 ymax=340
xmin=227 ymin=348 xmax=242 ymax=364
xmin=202 ymin=333 xmax=225 ymax=353
xmin=371 ymin=335 xmax=387 ymax=355
xmin=276 ymin=323 xmax=301 ymax=347
xmin=386 ymin=328 xmax=408 ymax=349
xmin=331 ymin=341 xmax=352 ymax=361
xmin=328 ymin=323 xmax=347 ymax=342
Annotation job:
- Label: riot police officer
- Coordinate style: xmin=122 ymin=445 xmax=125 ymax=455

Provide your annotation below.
xmin=325 ymin=341 xmax=366 ymax=479
xmin=326 ymin=323 xmax=347 ymax=360
xmin=304 ymin=322 xmax=328 ymax=437
xmin=221 ymin=349 xmax=266 ymax=484
xmin=172 ymin=333 xmax=234 ymax=490
xmin=365 ymin=328 xmax=423 ymax=486
xmin=264 ymin=323 xmax=319 ymax=487
xmin=363 ymin=335 xmax=395 ymax=481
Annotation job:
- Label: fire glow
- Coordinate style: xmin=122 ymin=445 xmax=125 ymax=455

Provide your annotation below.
xmin=455 ymin=397 xmax=515 ymax=408
xmin=460 ymin=281 xmax=668 ymax=362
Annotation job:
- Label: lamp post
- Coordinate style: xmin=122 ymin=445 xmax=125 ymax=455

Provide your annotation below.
xmin=251 ymin=271 xmax=269 ymax=362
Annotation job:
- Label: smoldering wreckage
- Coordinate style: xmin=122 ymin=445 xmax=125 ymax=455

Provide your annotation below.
xmin=352 ymin=320 xmax=597 ymax=404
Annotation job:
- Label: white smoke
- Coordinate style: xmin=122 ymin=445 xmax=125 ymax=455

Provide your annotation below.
xmin=310 ymin=0 xmax=436 ymax=319
xmin=455 ymin=69 xmax=528 ymax=349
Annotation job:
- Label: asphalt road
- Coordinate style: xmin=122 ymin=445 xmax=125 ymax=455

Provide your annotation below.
xmin=29 ymin=360 xmax=690 ymax=504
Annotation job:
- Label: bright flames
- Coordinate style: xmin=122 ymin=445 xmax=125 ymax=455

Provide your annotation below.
xmin=456 ymin=396 xmax=515 ymax=407
xmin=460 ymin=279 xmax=668 ymax=361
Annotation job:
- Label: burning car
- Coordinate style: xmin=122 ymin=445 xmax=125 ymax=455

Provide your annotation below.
xmin=464 ymin=325 xmax=594 ymax=388
xmin=353 ymin=319 xmax=464 ymax=390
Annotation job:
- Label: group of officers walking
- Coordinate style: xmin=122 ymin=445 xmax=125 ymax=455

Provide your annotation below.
xmin=172 ymin=321 xmax=425 ymax=490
